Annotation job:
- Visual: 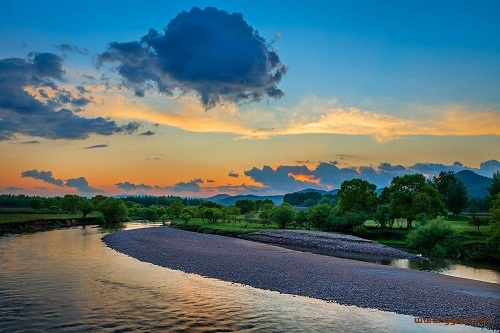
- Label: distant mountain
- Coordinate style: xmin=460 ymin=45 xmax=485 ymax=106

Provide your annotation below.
xmin=456 ymin=170 xmax=492 ymax=199
xmin=295 ymin=188 xmax=328 ymax=194
xmin=205 ymin=193 xmax=232 ymax=202
xmin=294 ymin=188 xmax=340 ymax=195
xmin=207 ymin=194 xmax=284 ymax=206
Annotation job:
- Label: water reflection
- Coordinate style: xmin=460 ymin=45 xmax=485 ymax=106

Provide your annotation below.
xmin=390 ymin=258 xmax=500 ymax=284
xmin=0 ymin=224 xmax=494 ymax=332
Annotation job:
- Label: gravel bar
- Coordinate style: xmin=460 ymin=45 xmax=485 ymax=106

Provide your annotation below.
xmin=103 ymin=227 xmax=500 ymax=330
xmin=240 ymin=229 xmax=427 ymax=260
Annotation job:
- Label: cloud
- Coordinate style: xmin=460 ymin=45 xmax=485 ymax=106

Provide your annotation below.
xmin=479 ymin=160 xmax=500 ymax=176
xmin=102 ymin=91 xmax=500 ymax=143
xmin=139 ymin=130 xmax=155 ymax=136
xmin=244 ymin=159 xmax=500 ymax=192
xmin=116 ymin=181 xmax=153 ymax=192
xmin=20 ymin=140 xmax=41 ymax=145
xmin=4 ymin=186 xmax=25 ymax=191
xmin=97 ymin=6 xmax=287 ymax=109
xmin=207 ymin=179 xmax=215 ymax=183
xmin=0 ymin=53 xmax=140 ymax=141
xmin=170 ymin=179 xmax=202 ymax=193
xmin=244 ymin=165 xmax=316 ymax=192
xmin=228 ymin=171 xmax=239 ymax=178
xmin=83 ymin=144 xmax=109 ymax=149
xmin=55 ymin=43 xmax=89 ymax=56
xmin=65 ymin=177 xmax=103 ymax=194
xmin=21 ymin=169 xmax=64 ymax=187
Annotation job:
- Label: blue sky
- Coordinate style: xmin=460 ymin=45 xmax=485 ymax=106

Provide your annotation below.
xmin=1 ymin=1 xmax=499 ymax=196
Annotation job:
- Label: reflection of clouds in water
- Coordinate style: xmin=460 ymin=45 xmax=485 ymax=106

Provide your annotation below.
xmin=390 ymin=258 xmax=499 ymax=284
xmin=439 ymin=265 xmax=500 ymax=284
xmin=0 ymin=225 xmax=491 ymax=332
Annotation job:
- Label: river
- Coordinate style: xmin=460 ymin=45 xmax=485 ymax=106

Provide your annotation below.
xmin=0 ymin=224 xmax=495 ymax=332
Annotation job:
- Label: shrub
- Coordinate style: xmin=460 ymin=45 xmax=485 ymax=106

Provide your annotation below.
xmin=407 ymin=217 xmax=453 ymax=254
xmin=352 ymin=225 xmax=369 ymax=238
xmin=331 ymin=212 xmax=367 ymax=232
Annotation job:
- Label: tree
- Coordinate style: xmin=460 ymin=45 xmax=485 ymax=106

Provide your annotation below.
xmin=180 ymin=207 xmax=195 ymax=224
xmin=283 ymin=191 xmax=322 ymax=207
xmin=307 ymin=204 xmax=333 ymax=231
xmin=91 ymin=195 xmax=109 ymax=209
xmin=235 ymin=199 xmax=255 ymax=214
xmin=445 ymin=180 xmax=468 ymax=216
xmin=433 ymin=171 xmax=468 ymax=216
xmin=468 ymin=215 xmax=489 ymax=234
xmin=259 ymin=203 xmax=274 ymax=225
xmin=226 ymin=206 xmax=241 ymax=223
xmin=270 ymin=204 xmax=294 ymax=228
xmin=374 ymin=204 xmax=393 ymax=228
xmin=386 ymin=174 xmax=445 ymax=228
xmin=331 ymin=211 xmax=367 ymax=232
xmin=487 ymin=171 xmax=500 ymax=207
xmin=29 ymin=198 xmax=44 ymax=211
xmin=97 ymin=198 xmax=128 ymax=224
xmin=61 ymin=194 xmax=83 ymax=213
xmin=488 ymin=194 xmax=500 ymax=252
xmin=292 ymin=210 xmax=308 ymax=229
xmin=254 ymin=200 xmax=263 ymax=212
xmin=202 ymin=207 xmax=223 ymax=224
xmin=337 ymin=178 xmax=378 ymax=215
xmin=78 ymin=198 xmax=94 ymax=217
xmin=168 ymin=199 xmax=185 ymax=219
xmin=43 ymin=197 xmax=59 ymax=210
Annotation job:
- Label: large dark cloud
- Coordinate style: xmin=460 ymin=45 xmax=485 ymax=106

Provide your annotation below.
xmin=65 ymin=177 xmax=103 ymax=194
xmin=21 ymin=169 xmax=64 ymax=187
xmin=97 ymin=6 xmax=288 ymax=109
xmin=244 ymin=165 xmax=316 ymax=192
xmin=0 ymin=53 xmax=139 ymax=141
xmin=244 ymin=159 xmax=500 ymax=193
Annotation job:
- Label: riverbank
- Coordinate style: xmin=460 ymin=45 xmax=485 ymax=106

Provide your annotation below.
xmin=0 ymin=217 xmax=101 ymax=235
xmin=103 ymin=226 xmax=499 ymax=331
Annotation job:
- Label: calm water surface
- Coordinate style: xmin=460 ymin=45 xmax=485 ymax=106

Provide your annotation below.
xmin=0 ymin=224 xmax=492 ymax=332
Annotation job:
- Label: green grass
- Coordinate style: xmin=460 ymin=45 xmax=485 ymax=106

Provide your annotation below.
xmin=170 ymin=218 xmax=280 ymax=235
xmin=445 ymin=219 xmax=492 ymax=237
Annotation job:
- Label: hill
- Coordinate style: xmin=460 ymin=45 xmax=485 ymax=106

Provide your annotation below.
xmin=456 ymin=170 xmax=492 ymax=199
xmin=206 ymin=194 xmax=284 ymax=206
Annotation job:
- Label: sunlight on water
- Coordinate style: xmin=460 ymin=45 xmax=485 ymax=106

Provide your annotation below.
xmin=391 ymin=259 xmax=500 ymax=284
xmin=0 ymin=225 xmax=492 ymax=332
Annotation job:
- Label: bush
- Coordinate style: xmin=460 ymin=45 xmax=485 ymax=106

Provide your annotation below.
xmin=430 ymin=244 xmax=447 ymax=257
xmin=331 ymin=212 xmax=367 ymax=232
xmin=407 ymin=217 xmax=453 ymax=254
xmin=352 ymin=225 xmax=369 ymax=238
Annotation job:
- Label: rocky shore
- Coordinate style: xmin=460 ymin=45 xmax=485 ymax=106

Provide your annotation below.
xmin=103 ymin=226 xmax=499 ymax=330
xmin=239 ymin=229 xmax=426 ymax=260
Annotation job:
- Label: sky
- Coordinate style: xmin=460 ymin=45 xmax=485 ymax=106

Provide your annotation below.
xmin=1 ymin=0 xmax=499 ymax=197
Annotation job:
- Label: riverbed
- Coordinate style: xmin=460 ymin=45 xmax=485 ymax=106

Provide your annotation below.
xmin=0 ymin=224 xmax=497 ymax=332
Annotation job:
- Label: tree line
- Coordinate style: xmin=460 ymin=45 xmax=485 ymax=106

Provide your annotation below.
xmin=2 ymin=171 xmax=499 ymax=230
